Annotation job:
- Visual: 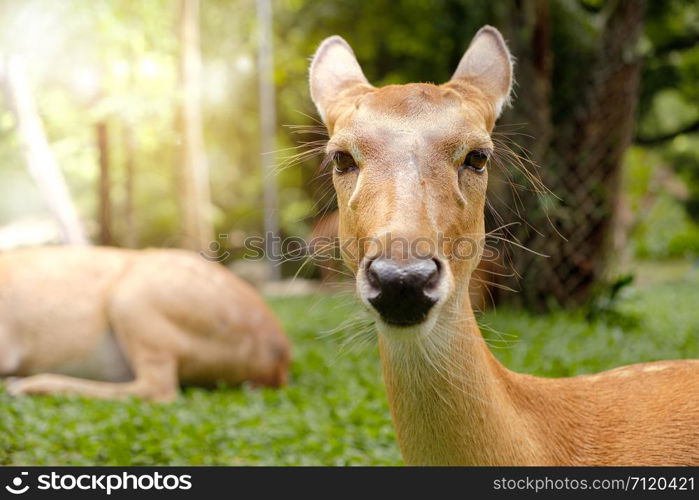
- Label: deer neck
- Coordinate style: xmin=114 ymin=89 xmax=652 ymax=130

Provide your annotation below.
xmin=377 ymin=289 xmax=547 ymax=465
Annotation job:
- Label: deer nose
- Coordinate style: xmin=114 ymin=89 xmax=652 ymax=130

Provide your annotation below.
xmin=365 ymin=257 xmax=441 ymax=326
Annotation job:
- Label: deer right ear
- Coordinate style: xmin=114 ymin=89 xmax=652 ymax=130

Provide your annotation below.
xmin=309 ymin=36 xmax=370 ymax=125
xmin=450 ymin=26 xmax=513 ymax=118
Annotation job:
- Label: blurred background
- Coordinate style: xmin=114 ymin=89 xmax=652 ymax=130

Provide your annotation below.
xmin=0 ymin=0 xmax=698 ymax=310
xmin=1 ymin=0 xmax=699 ymax=466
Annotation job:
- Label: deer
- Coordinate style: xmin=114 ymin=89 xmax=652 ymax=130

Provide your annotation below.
xmin=308 ymin=26 xmax=699 ymax=465
xmin=0 ymin=245 xmax=291 ymax=402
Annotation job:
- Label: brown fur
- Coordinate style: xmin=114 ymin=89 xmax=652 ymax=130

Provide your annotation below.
xmin=0 ymin=246 xmax=291 ymax=401
xmin=309 ymin=28 xmax=699 ymax=465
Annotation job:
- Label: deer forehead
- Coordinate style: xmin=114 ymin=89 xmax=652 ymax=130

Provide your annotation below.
xmin=328 ymin=84 xmax=493 ymax=164
xmin=363 ymin=83 xmax=461 ymax=114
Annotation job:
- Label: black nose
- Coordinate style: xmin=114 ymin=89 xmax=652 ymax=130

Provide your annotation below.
xmin=365 ymin=257 xmax=441 ymax=326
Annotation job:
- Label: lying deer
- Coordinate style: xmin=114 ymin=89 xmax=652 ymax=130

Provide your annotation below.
xmin=0 ymin=246 xmax=291 ymax=401
xmin=309 ymin=26 xmax=699 ymax=465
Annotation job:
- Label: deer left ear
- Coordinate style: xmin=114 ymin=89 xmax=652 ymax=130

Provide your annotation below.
xmin=450 ymin=26 xmax=513 ymax=117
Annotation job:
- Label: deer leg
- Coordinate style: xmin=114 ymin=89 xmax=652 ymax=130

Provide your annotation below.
xmin=6 ymin=306 xmax=182 ymax=401
xmin=5 ymin=352 xmax=178 ymax=402
xmin=4 ymin=273 xmax=190 ymax=402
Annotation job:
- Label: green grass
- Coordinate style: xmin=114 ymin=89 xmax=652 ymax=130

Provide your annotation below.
xmin=1 ymin=273 xmax=698 ymax=465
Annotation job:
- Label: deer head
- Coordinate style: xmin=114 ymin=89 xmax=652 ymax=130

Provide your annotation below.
xmin=308 ymin=28 xmax=699 ymax=469
xmin=310 ymin=26 xmax=512 ymax=334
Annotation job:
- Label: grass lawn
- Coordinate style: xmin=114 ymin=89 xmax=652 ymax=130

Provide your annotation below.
xmin=1 ymin=267 xmax=698 ymax=465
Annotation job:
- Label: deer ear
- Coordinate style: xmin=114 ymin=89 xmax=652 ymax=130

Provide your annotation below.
xmin=309 ymin=36 xmax=370 ymax=124
xmin=451 ymin=26 xmax=513 ymax=117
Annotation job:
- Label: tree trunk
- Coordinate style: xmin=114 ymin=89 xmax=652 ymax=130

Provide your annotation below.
xmin=177 ymin=0 xmax=213 ymax=251
xmin=96 ymin=121 xmax=111 ymax=245
xmin=123 ymin=122 xmax=137 ymax=248
xmin=2 ymin=56 xmax=89 ymax=246
xmin=256 ymin=0 xmax=281 ymax=280
xmin=495 ymin=0 xmax=645 ymax=310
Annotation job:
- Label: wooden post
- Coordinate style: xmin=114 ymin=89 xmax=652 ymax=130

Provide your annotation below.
xmin=96 ymin=121 xmax=112 ymax=245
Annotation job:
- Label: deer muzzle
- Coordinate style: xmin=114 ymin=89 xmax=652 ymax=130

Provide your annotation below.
xmin=362 ymin=257 xmax=443 ymax=326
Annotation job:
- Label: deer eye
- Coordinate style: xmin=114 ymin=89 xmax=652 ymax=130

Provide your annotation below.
xmin=333 ymin=151 xmax=358 ymax=174
xmin=460 ymin=150 xmax=489 ymax=174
